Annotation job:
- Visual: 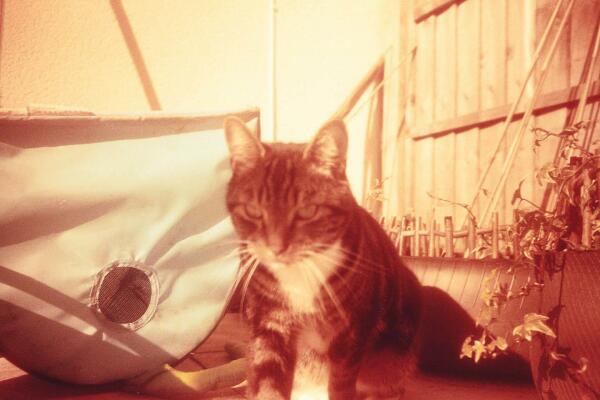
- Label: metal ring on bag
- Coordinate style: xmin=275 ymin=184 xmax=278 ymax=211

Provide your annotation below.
xmin=89 ymin=261 xmax=159 ymax=331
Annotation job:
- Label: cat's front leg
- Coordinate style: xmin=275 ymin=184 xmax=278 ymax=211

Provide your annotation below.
xmin=327 ymin=331 xmax=364 ymax=400
xmin=247 ymin=330 xmax=296 ymax=400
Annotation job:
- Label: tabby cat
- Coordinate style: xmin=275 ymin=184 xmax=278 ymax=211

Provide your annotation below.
xmin=224 ymin=116 xmax=422 ymax=400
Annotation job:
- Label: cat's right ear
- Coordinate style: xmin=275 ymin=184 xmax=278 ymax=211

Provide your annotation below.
xmin=303 ymin=119 xmax=348 ymax=178
xmin=224 ymin=116 xmax=265 ymax=174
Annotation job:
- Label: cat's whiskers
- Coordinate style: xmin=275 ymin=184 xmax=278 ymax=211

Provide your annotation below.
xmin=303 ymin=249 xmax=373 ymax=278
xmin=239 ymin=256 xmax=260 ymax=314
xmin=198 ymin=243 xmax=256 ymax=298
xmin=298 ymin=250 xmax=354 ymax=283
xmin=205 ymin=238 xmax=252 ymax=251
xmin=297 ymin=249 xmax=364 ymax=300
xmin=222 ymin=244 xmax=253 ymax=262
xmin=312 ymin=242 xmax=388 ymax=274
xmin=300 ymin=259 xmax=327 ymax=316
xmin=336 ymin=251 xmax=386 ymax=272
xmin=293 ymin=256 xmax=326 ymax=315
xmin=331 ymin=262 xmax=381 ymax=277
xmin=222 ymin=238 xmax=252 ymax=245
xmin=301 ymin=257 xmax=349 ymax=326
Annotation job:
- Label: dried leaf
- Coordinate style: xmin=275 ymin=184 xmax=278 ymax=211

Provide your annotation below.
xmin=577 ymin=357 xmax=589 ymax=374
xmin=535 ymin=163 xmax=557 ymax=186
xmin=511 ymin=179 xmax=524 ymax=205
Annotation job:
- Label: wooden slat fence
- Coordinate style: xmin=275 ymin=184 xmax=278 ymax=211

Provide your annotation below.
xmin=390 ymin=0 xmax=600 ymax=230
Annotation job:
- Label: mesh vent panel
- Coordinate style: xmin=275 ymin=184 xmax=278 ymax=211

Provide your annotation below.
xmin=97 ymin=267 xmax=152 ymax=324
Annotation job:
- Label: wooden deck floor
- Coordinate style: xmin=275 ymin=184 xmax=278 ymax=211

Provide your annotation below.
xmin=0 ymin=313 xmax=539 ymax=399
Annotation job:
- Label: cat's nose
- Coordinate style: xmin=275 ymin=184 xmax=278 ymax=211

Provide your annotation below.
xmin=267 ymin=235 xmax=288 ymax=256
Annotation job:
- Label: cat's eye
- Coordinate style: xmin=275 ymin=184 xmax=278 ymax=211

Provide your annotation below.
xmin=296 ymin=205 xmax=318 ymax=220
xmin=244 ymin=204 xmax=263 ymax=219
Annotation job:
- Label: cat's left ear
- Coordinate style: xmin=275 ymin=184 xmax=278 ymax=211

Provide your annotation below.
xmin=303 ymin=119 xmax=348 ymax=177
xmin=224 ymin=116 xmax=265 ymax=174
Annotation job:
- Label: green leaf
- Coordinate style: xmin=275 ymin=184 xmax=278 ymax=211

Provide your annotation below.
xmin=472 ymin=339 xmax=486 ymax=363
xmin=486 ymin=336 xmax=508 ymax=354
xmin=512 ymin=313 xmax=557 ymax=342
xmin=460 ymin=336 xmax=474 ymax=360
xmin=494 ymin=336 xmax=508 ymax=351
xmin=477 ymin=306 xmax=493 ymax=327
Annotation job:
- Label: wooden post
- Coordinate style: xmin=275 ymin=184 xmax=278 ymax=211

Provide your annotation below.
xmin=390 ymin=216 xmax=398 ymax=242
xmin=410 ymin=215 xmax=417 ymax=256
xmin=395 ymin=217 xmax=405 ymax=254
xmin=415 ymin=217 xmax=422 ymax=256
xmin=492 ymin=212 xmax=499 ymax=259
xmin=467 ymin=216 xmax=476 ymax=259
xmin=512 ymin=209 xmax=521 ymax=259
xmin=444 ymin=216 xmax=454 ymax=257
xmin=428 ymin=213 xmax=436 ymax=256
xmin=434 ymin=221 xmax=441 ymax=257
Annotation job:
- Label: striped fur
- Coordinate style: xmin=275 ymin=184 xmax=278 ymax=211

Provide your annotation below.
xmin=224 ymin=117 xmax=422 ymax=400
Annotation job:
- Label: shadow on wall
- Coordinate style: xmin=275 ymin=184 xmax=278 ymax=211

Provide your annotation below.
xmin=109 ymin=0 xmax=162 ymax=111
xmin=417 ymin=286 xmax=532 ymax=381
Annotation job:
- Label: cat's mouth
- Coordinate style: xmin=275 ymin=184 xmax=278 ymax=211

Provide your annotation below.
xmin=248 ymin=243 xmax=304 ymax=269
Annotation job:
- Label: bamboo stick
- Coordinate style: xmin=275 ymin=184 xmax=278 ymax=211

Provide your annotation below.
xmin=542 ymin=18 xmax=600 ymax=210
xmin=463 ymin=0 xmax=567 ymax=228
xmin=444 ymin=216 xmax=454 ymax=258
xmin=395 ymin=216 xmax=405 ymax=254
xmin=428 ymin=213 xmax=436 ymax=257
xmin=576 ymin=17 xmax=600 ymax=154
xmin=450 ymin=231 xmax=468 ymax=238
xmin=492 ymin=212 xmax=499 ymax=259
xmin=416 ymin=217 xmax=423 ymax=256
xmin=467 ymin=216 xmax=476 ymax=259
xmin=582 ymin=170 xmax=593 ymax=248
xmin=410 ymin=217 xmax=417 ymax=256
xmin=433 ymin=221 xmax=441 ymax=257
xmin=480 ymin=0 xmax=575 ymax=227
xmin=362 ymin=67 xmax=385 ymax=216
xmin=513 ymin=209 xmax=521 ymax=259
xmin=331 ymin=57 xmax=385 ymax=120
xmin=390 ymin=216 xmax=398 ymax=238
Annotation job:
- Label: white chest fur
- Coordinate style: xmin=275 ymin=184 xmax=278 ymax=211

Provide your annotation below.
xmin=291 ymin=324 xmax=333 ymax=400
xmin=270 ymin=242 xmax=342 ymax=314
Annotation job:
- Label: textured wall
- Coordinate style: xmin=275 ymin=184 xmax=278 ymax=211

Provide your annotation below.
xmin=0 ymin=0 xmax=400 ymax=201
xmin=0 ymin=0 xmax=270 ymax=113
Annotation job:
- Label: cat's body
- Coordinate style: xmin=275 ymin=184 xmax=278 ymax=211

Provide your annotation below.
xmin=224 ymin=117 xmax=422 ymax=400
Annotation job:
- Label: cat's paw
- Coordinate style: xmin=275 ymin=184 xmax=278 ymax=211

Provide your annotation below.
xmin=248 ymin=380 xmax=288 ymax=400
xmin=290 ymin=386 xmax=329 ymax=400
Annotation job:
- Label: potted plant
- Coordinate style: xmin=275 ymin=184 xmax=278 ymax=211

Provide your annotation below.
xmin=461 ymin=122 xmax=600 ymax=399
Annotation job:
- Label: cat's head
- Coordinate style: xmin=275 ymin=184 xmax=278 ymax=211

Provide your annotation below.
xmin=223 ymin=117 xmax=355 ymax=270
